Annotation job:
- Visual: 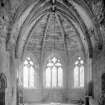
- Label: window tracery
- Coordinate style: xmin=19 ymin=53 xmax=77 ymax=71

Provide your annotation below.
xmin=74 ymin=57 xmax=84 ymax=88
xmin=45 ymin=57 xmax=63 ymax=88
xmin=23 ymin=57 xmax=36 ymax=88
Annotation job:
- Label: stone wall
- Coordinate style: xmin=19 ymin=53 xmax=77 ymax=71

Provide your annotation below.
xmin=92 ymin=48 xmax=105 ymax=101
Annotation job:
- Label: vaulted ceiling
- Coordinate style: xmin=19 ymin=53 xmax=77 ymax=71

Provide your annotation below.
xmin=0 ymin=0 xmax=104 ymax=59
xmin=25 ymin=12 xmax=83 ymax=58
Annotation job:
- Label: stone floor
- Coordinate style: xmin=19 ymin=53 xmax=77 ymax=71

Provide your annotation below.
xmin=20 ymin=98 xmax=98 ymax=105
xmin=24 ymin=103 xmax=77 ymax=105
xmin=89 ymin=98 xmax=98 ymax=105
xmin=22 ymin=103 xmax=81 ymax=105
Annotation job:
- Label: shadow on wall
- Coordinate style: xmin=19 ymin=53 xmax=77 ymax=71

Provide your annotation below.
xmin=88 ymin=81 xmax=94 ymax=97
xmin=97 ymin=73 xmax=105 ymax=105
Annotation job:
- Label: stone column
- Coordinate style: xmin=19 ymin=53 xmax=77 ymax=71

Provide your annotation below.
xmin=9 ymin=49 xmax=17 ymax=105
xmin=87 ymin=58 xmax=93 ymax=96
xmin=85 ymin=57 xmax=93 ymax=105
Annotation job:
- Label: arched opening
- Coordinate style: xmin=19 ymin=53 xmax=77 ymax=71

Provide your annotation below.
xmin=74 ymin=57 xmax=84 ymax=88
xmin=45 ymin=56 xmax=63 ymax=88
xmin=0 ymin=73 xmax=7 ymax=105
xmin=23 ymin=57 xmax=35 ymax=89
xmin=14 ymin=1 xmax=92 ymax=103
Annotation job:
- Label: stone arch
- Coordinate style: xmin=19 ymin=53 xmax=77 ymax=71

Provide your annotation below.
xmin=6 ymin=2 xmax=101 ymax=96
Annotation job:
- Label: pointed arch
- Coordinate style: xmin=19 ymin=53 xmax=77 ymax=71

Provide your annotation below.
xmin=0 ymin=73 xmax=7 ymax=88
xmin=45 ymin=56 xmax=63 ymax=88
xmin=74 ymin=57 xmax=84 ymax=88
xmin=23 ymin=57 xmax=38 ymax=88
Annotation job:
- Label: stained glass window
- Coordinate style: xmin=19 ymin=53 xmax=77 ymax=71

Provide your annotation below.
xmin=74 ymin=57 xmax=84 ymax=88
xmin=23 ymin=57 xmax=35 ymax=88
xmin=45 ymin=57 xmax=63 ymax=88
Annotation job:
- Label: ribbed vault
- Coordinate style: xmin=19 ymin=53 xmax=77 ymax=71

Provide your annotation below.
xmin=7 ymin=0 xmax=103 ymax=59
xmin=24 ymin=12 xmax=84 ymax=60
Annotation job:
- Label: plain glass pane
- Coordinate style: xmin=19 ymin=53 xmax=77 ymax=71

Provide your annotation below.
xmin=34 ymin=71 xmax=37 ymax=88
xmin=52 ymin=66 xmax=57 ymax=88
xmin=74 ymin=66 xmax=79 ymax=88
xmin=58 ymin=67 xmax=63 ymax=87
xmin=46 ymin=67 xmax=51 ymax=88
xmin=29 ymin=67 xmax=35 ymax=88
xmin=23 ymin=66 xmax=28 ymax=88
xmin=80 ymin=65 xmax=84 ymax=87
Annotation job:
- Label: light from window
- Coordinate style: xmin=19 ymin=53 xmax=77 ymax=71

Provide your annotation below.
xmin=23 ymin=57 xmax=35 ymax=88
xmin=74 ymin=57 xmax=84 ymax=88
xmin=58 ymin=67 xmax=63 ymax=87
xmin=46 ymin=67 xmax=51 ymax=88
xmin=74 ymin=65 xmax=79 ymax=88
xmin=45 ymin=57 xmax=63 ymax=88
xmin=23 ymin=66 xmax=28 ymax=88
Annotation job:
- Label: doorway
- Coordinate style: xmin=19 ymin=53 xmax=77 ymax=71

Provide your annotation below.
xmin=102 ymin=73 xmax=105 ymax=92
xmin=0 ymin=73 xmax=7 ymax=105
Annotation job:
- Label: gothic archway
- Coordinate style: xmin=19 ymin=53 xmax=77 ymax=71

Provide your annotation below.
xmin=5 ymin=0 xmax=103 ymax=103
xmin=0 ymin=73 xmax=7 ymax=105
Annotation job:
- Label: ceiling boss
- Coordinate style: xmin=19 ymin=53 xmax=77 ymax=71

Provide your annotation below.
xmin=51 ymin=0 xmax=56 ymax=12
